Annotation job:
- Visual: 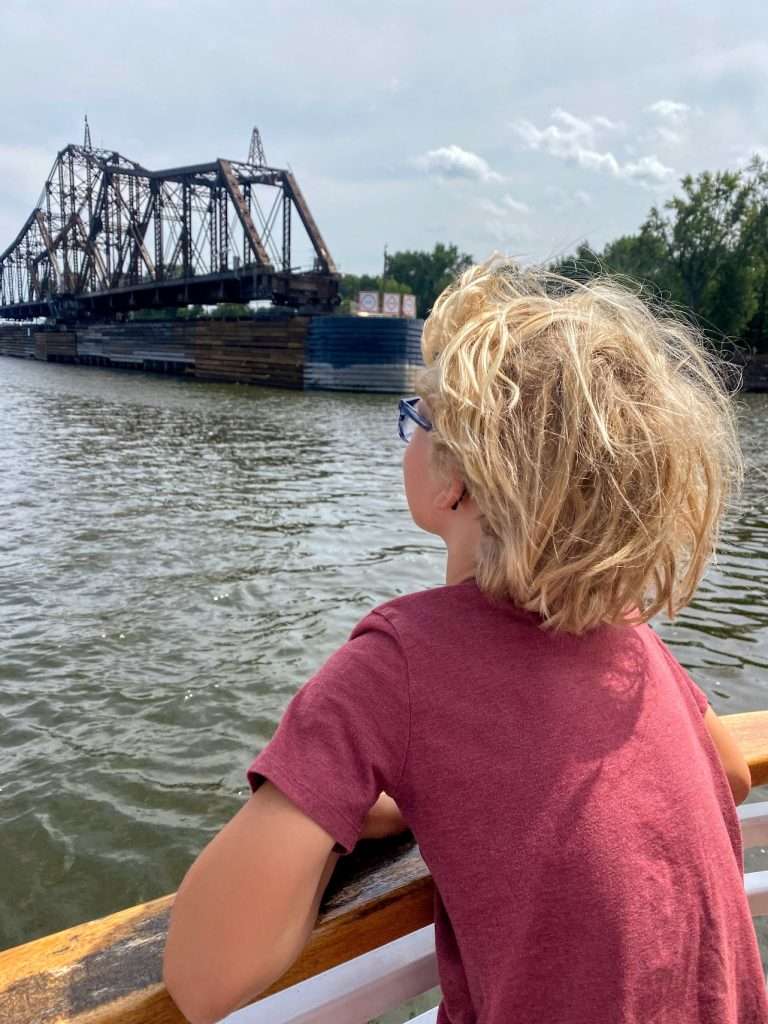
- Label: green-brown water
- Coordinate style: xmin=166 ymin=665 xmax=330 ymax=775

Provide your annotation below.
xmin=3 ymin=357 xmax=768 ymax=1012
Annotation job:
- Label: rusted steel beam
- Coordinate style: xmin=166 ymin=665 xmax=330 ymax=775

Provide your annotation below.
xmin=110 ymin=184 xmax=155 ymax=279
xmin=74 ymin=214 xmax=109 ymax=291
xmin=217 ymin=159 xmax=272 ymax=269
xmin=33 ymin=211 xmax=59 ymax=288
xmin=112 ymin=161 xmax=220 ymax=180
xmin=282 ymin=171 xmax=337 ymax=274
xmin=0 ymin=710 xmax=765 ymax=1023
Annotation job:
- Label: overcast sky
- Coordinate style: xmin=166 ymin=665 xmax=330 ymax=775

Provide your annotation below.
xmin=1 ymin=1 xmax=766 ymax=276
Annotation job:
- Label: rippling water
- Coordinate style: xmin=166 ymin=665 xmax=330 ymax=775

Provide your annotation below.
xmin=3 ymin=357 xmax=768 ymax=979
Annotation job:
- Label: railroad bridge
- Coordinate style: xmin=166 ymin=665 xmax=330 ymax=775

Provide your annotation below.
xmin=0 ymin=126 xmax=339 ymax=321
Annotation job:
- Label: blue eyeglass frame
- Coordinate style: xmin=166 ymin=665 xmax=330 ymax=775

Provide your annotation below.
xmin=398 ymin=396 xmax=433 ymax=443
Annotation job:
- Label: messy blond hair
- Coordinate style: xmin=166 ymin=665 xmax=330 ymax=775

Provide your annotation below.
xmin=414 ymin=256 xmax=743 ymax=634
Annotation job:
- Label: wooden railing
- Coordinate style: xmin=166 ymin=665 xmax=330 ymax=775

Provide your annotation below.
xmin=2 ymin=710 xmax=768 ymax=1024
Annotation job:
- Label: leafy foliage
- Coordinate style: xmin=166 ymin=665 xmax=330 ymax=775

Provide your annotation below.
xmin=337 ymin=244 xmax=471 ymax=317
xmin=551 ymin=157 xmax=768 ymax=351
xmin=386 ymin=244 xmax=473 ymax=317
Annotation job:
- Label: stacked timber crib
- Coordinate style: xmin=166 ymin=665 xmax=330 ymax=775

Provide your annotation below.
xmin=0 ymin=315 xmax=425 ymax=394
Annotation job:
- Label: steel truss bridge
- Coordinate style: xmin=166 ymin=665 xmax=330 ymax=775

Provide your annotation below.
xmin=0 ymin=137 xmax=339 ymax=320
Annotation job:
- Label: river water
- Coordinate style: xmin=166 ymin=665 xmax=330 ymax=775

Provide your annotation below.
xmin=3 ymin=357 xmax=768 ymax=1000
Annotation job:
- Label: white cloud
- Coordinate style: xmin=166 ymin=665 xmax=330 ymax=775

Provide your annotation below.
xmin=483 ymin=218 xmax=532 ymax=245
xmin=484 ymin=218 xmax=534 ymax=245
xmin=478 ymin=198 xmax=508 ymax=219
xmin=622 ymin=154 xmax=676 ymax=184
xmin=646 ymin=99 xmax=690 ymax=123
xmin=503 ymin=195 xmax=531 ymax=214
xmin=413 ymin=144 xmax=503 ymax=183
xmin=512 ymin=108 xmax=674 ymax=187
xmin=0 ymin=144 xmax=54 ymax=204
xmin=592 ymin=114 xmax=625 ymax=132
xmin=476 ymin=196 xmax=533 ymax=247
xmin=655 ymin=126 xmax=683 ymax=146
xmin=644 ymin=100 xmax=690 ymax=147
xmin=544 ymin=185 xmax=593 ymax=210
xmin=0 ymin=144 xmax=55 ymax=252
xmin=477 ymin=195 xmax=532 ymax=218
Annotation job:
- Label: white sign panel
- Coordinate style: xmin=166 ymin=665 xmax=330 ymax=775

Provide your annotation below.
xmin=382 ymin=292 xmax=401 ymax=315
xmin=358 ymin=291 xmax=379 ymax=313
xmin=402 ymin=294 xmax=417 ymax=318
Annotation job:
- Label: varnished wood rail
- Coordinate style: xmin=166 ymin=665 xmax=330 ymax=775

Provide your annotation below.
xmin=2 ymin=710 xmax=768 ymax=1024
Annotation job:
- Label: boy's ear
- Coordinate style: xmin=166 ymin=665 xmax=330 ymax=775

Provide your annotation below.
xmin=434 ymin=477 xmax=465 ymax=512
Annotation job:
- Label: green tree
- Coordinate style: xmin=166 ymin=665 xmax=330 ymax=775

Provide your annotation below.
xmin=386 ymin=243 xmax=473 ymax=317
xmin=549 ymin=241 xmax=604 ymax=280
xmin=178 ymin=304 xmax=205 ymax=320
xmin=550 ymin=235 xmax=671 ymax=300
xmin=208 ymin=303 xmax=254 ymax=319
xmin=643 ymin=168 xmax=756 ymax=336
xmin=551 ymin=160 xmax=768 ymax=350
xmin=741 ymin=157 xmax=768 ymax=352
xmin=338 ymin=273 xmax=381 ymax=314
xmin=129 ymin=307 xmax=179 ymax=321
xmin=602 ymin=230 xmax=671 ymax=295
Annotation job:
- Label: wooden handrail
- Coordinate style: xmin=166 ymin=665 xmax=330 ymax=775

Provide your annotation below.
xmin=2 ymin=709 xmax=767 ymax=1024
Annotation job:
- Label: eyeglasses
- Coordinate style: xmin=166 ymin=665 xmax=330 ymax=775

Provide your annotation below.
xmin=398 ymin=396 xmax=433 ymax=444
xmin=399 ymin=395 xmax=467 ymax=509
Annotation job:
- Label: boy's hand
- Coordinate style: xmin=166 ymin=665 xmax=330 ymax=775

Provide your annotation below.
xmin=359 ymin=791 xmax=409 ymax=840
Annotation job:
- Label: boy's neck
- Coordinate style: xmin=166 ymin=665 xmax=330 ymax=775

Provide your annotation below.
xmin=442 ymin=507 xmax=484 ymax=586
xmin=445 ymin=546 xmax=478 ymax=586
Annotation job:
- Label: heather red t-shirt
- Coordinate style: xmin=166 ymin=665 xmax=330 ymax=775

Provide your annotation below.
xmin=247 ymin=579 xmax=768 ymax=1023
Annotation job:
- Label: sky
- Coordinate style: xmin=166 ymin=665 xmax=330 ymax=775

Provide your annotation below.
xmin=1 ymin=0 xmax=767 ymax=277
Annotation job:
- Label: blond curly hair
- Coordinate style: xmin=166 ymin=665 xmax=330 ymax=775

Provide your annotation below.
xmin=414 ymin=256 xmax=743 ymax=634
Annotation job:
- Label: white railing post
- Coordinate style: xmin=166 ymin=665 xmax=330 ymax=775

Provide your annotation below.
xmin=739 ymin=801 xmax=768 ymax=917
xmin=223 ymin=924 xmax=439 ymax=1024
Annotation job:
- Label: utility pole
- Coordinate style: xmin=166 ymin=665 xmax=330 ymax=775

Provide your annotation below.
xmin=380 ymin=244 xmax=388 ymax=313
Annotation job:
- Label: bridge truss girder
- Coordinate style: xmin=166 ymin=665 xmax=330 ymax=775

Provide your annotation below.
xmin=0 ymin=144 xmax=339 ymax=320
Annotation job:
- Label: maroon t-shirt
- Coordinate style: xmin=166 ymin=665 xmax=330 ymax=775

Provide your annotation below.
xmin=247 ymin=579 xmax=768 ymax=1023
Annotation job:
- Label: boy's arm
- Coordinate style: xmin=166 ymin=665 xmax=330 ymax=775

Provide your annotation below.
xmin=704 ymin=706 xmax=752 ymax=805
xmin=163 ymin=781 xmax=340 ymax=1024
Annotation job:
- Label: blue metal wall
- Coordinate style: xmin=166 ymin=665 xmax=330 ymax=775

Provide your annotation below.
xmin=304 ymin=316 xmax=425 ymax=393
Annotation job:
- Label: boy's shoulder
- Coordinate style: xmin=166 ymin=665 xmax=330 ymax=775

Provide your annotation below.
xmin=354 ymin=579 xmax=485 ymax=637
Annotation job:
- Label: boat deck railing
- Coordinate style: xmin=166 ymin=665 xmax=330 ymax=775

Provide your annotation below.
xmin=2 ymin=710 xmax=768 ymax=1024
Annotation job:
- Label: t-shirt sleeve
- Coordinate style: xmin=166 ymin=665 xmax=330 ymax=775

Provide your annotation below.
xmin=646 ymin=627 xmax=710 ymax=716
xmin=246 ymin=609 xmax=410 ymax=855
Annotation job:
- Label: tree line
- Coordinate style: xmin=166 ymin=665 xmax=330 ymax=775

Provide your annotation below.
xmin=337 ymin=243 xmax=472 ymax=318
xmin=551 ymin=156 xmax=768 ymax=353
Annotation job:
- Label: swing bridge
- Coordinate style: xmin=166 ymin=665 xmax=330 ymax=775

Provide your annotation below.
xmin=0 ymin=126 xmax=340 ymax=321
